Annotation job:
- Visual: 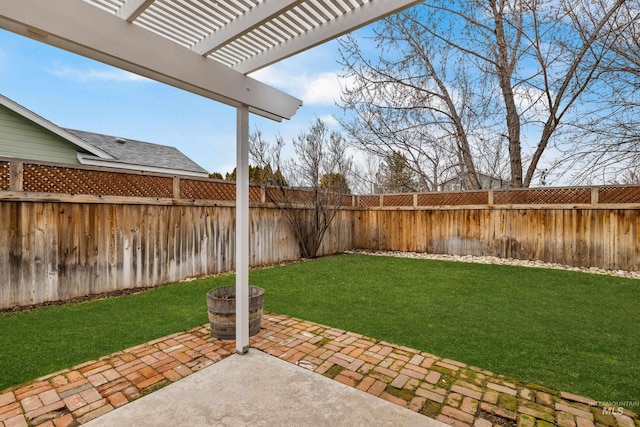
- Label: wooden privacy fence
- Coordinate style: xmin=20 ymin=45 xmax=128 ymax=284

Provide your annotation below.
xmin=1 ymin=156 xmax=640 ymax=309
xmin=0 ymin=158 xmax=355 ymax=309
xmin=0 ymin=199 xmax=353 ymax=310
xmin=352 ymin=185 xmax=640 ymax=273
xmin=352 ymin=208 xmax=640 ymax=272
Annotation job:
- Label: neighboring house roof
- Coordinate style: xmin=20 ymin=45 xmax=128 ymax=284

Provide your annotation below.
xmin=0 ymin=94 xmax=113 ymax=159
xmin=0 ymin=93 xmax=208 ymax=177
xmin=67 ymin=129 xmax=208 ymax=177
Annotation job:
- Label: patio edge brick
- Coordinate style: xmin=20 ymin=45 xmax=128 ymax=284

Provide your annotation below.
xmin=1 ymin=313 xmax=638 ymax=427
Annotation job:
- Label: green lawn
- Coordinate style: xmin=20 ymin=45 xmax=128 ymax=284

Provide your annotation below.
xmin=1 ymin=254 xmax=638 ymax=402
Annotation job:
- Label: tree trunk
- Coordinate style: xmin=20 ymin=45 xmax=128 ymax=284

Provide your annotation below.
xmin=491 ymin=0 xmax=523 ymax=187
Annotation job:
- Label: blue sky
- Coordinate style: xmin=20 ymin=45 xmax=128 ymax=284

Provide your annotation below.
xmin=0 ymin=27 xmax=369 ymax=175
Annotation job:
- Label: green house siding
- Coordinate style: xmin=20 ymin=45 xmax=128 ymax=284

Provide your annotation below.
xmin=0 ymin=105 xmax=80 ymax=164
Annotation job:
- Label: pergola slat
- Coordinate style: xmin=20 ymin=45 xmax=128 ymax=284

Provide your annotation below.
xmin=192 ymin=0 xmax=303 ymax=56
xmin=232 ymin=0 xmax=422 ymax=73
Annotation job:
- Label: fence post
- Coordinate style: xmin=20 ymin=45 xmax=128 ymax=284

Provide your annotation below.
xmin=173 ymin=177 xmax=180 ymax=199
xmin=591 ymin=187 xmax=599 ymax=205
xmin=488 ymin=190 xmax=494 ymax=206
xmin=413 ymin=193 xmax=418 ymax=208
xmin=9 ymin=161 xmax=23 ymax=192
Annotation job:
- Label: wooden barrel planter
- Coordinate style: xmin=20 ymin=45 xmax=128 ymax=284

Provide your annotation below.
xmin=206 ymin=286 xmax=265 ymax=340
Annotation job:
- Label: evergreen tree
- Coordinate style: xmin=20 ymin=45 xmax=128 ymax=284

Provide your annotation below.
xmin=378 ymin=151 xmax=417 ymax=193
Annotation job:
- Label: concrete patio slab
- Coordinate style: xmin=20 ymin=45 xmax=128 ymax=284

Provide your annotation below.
xmin=84 ymin=349 xmax=444 ymax=427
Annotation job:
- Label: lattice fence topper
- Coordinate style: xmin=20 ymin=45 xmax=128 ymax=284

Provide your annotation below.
xmin=493 ymin=187 xmax=591 ymax=205
xmin=383 ymin=194 xmax=414 ymax=207
xmin=180 ymin=179 xmax=262 ymax=202
xmin=23 ymin=164 xmax=173 ymax=198
xmin=599 ymin=186 xmax=640 ymax=204
xmin=0 ymin=161 xmax=9 ymax=191
xmin=263 ymin=187 xmax=353 ymax=206
xmin=418 ymin=191 xmax=489 ymax=206
xmin=357 ymin=195 xmax=382 ymax=208
xmin=264 ymin=187 xmax=310 ymax=204
xmin=341 ymin=195 xmax=355 ymax=207
xmin=5 ymin=158 xmax=640 ymax=207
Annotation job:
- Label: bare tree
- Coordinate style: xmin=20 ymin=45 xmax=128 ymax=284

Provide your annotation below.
xmin=349 ymin=154 xmax=382 ymax=194
xmin=554 ymin=0 xmax=640 ymax=183
xmin=617 ymin=167 xmax=640 ymax=184
xmin=338 ymin=11 xmax=490 ymax=191
xmin=250 ymin=118 xmax=352 ymax=258
xmin=339 ymin=0 xmax=636 ymax=187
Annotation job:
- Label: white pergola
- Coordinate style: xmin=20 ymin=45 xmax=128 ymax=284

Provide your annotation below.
xmin=0 ymin=0 xmax=422 ymax=354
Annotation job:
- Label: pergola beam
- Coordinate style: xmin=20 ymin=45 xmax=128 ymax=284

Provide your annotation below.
xmin=192 ymin=0 xmax=303 ymax=57
xmin=0 ymin=0 xmax=302 ymax=121
xmin=234 ymin=0 xmax=423 ymax=74
xmin=116 ymin=0 xmax=156 ymax=22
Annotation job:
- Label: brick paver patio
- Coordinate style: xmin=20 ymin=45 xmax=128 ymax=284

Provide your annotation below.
xmin=1 ymin=313 xmax=638 ymax=427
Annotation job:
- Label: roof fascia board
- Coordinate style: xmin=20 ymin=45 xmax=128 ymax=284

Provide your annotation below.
xmin=77 ymin=153 xmax=209 ymax=177
xmin=192 ymin=0 xmax=304 ymax=56
xmin=234 ymin=0 xmax=424 ymax=74
xmin=0 ymin=94 xmax=115 ymax=159
xmin=0 ymin=0 xmax=302 ymax=121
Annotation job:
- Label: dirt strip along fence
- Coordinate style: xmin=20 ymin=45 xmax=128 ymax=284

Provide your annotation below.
xmin=1 ymin=157 xmax=639 ymax=309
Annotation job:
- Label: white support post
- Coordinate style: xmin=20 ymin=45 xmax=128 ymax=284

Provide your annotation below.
xmin=235 ymin=104 xmax=250 ymax=354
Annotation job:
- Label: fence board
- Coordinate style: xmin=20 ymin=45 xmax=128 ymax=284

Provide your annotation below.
xmin=0 ymin=203 xmax=11 ymax=305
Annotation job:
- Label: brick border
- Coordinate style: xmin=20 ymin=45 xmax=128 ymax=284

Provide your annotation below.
xmin=1 ymin=314 xmax=638 ymax=427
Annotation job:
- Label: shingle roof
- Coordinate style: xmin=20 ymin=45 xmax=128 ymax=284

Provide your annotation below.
xmin=65 ymin=128 xmax=208 ymax=175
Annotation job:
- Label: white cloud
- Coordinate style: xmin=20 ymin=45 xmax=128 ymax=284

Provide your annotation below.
xmin=513 ymin=85 xmax=549 ymax=119
xmin=250 ymin=67 xmax=352 ymax=106
xmin=318 ymin=114 xmax=339 ymax=127
xmin=302 ymin=72 xmax=343 ymax=105
xmin=49 ymin=63 xmax=150 ymax=83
